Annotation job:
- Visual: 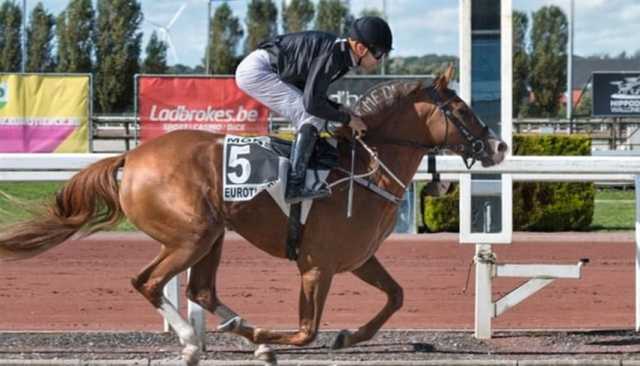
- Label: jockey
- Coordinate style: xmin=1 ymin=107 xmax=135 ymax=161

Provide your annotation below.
xmin=235 ymin=16 xmax=393 ymax=204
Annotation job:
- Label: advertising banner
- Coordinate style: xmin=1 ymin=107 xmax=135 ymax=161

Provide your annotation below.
xmin=593 ymin=72 xmax=640 ymax=117
xmin=138 ymin=76 xmax=269 ymax=142
xmin=0 ymin=74 xmax=90 ymax=152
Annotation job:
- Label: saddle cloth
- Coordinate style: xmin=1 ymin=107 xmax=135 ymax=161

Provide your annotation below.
xmin=222 ymin=135 xmax=338 ymax=224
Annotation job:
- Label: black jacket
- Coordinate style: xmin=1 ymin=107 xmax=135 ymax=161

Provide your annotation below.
xmin=258 ymin=31 xmax=355 ymax=125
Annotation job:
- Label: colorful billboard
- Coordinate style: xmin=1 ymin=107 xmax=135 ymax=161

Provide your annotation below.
xmin=0 ymin=74 xmax=90 ymax=153
xmin=138 ymin=76 xmax=269 ymax=142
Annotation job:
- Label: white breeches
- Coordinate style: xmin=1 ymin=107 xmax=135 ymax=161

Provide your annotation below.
xmin=235 ymin=49 xmax=325 ymax=132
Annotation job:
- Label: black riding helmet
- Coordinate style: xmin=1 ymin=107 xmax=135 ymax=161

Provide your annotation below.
xmin=349 ymin=16 xmax=393 ymax=60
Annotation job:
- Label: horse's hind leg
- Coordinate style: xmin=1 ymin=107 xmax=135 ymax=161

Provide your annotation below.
xmin=186 ymin=232 xmax=242 ymax=329
xmin=332 ymin=255 xmax=403 ymax=349
xmin=131 ymin=231 xmax=219 ymax=366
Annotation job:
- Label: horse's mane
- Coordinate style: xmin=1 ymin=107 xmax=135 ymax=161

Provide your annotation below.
xmin=353 ymin=80 xmax=424 ymax=118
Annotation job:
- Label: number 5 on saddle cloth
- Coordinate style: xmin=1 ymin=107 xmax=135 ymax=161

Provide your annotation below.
xmin=223 ymin=134 xmax=339 ymax=259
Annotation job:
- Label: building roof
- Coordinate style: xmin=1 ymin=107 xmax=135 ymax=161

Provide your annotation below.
xmin=573 ymin=56 xmax=640 ymax=89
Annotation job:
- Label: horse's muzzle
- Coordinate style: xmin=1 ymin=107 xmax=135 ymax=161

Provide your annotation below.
xmin=481 ymin=138 xmax=508 ymax=167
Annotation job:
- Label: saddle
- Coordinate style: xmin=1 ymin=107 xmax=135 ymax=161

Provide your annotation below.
xmin=222 ymin=135 xmax=339 ymax=259
xmin=222 ymin=135 xmax=338 ymax=202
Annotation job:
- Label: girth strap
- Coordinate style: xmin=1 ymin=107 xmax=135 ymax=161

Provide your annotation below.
xmin=352 ymin=176 xmax=403 ymax=205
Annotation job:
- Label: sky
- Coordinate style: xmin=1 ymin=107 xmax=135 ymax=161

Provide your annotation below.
xmin=30 ymin=0 xmax=640 ymax=67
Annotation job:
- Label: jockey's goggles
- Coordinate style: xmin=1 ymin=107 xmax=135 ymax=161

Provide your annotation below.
xmin=368 ymin=46 xmax=387 ymax=60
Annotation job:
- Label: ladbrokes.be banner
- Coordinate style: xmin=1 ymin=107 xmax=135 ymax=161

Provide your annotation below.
xmin=138 ymin=76 xmax=269 ymax=142
xmin=0 ymin=74 xmax=90 ymax=152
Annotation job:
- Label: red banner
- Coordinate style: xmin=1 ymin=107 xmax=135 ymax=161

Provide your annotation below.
xmin=138 ymin=76 xmax=269 ymax=142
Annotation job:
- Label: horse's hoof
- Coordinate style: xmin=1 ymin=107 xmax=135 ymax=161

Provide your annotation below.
xmin=255 ymin=344 xmax=277 ymax=364
xmin=182 ymin=343 xmax=201 ymax=366
xmin=331 ymin=329 xmax=352 ymax=350
xmin=217 ymin=316 xmax=242 ymax=332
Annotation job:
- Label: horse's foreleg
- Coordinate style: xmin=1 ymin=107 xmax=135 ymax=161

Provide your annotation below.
xmin=332 ymin=255 xmax=403 ymax=349
xmin=228 ymin=267 xmax=334 ymax=347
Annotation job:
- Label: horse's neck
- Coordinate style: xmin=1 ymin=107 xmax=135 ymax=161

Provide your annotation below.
xmin=369 ymin=143 xmax=424 ymax=196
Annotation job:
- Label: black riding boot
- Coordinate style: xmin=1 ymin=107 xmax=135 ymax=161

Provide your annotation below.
xmin=285 ymin=124 xmax=330 ymax=204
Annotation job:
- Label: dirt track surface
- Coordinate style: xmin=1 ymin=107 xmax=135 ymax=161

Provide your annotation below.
xmin=0 ymin=231 xmax=636 ymax=332
xmin=1 ymin=232 xmax=640 ymax=363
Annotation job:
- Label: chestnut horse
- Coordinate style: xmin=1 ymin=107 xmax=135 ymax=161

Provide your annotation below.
xmin=0 ymin=67 xmax=506 ymax=365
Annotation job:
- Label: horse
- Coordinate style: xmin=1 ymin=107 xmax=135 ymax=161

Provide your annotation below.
xmin=0 ymin=66 xmax=507 ymax=365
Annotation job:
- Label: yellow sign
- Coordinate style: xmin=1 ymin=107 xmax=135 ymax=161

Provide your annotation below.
xmin=0 ymin=74 xmax=90 ymax=152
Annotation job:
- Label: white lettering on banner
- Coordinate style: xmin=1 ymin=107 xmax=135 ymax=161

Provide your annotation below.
xmin=149 ymin=105 xmax=259 ymax=123
xmin=611 ymin=99 xmax=640 ymax=113
xmin=0 ymin=117 xmax=81 ymax=126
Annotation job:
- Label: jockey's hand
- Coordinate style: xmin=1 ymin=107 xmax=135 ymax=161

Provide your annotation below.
xmin=348 ymin=115 xmax=367 ymax=138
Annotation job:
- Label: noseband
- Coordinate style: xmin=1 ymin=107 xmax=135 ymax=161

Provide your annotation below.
xmin=424 ymin=87 xmax=491 ymax=169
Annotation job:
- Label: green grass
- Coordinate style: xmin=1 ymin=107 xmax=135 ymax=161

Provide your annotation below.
xmin=591 ymin=188 xmax=635 ymax=231
xmin=0 ymin=182 xmax=637 ymax=232
xmin=0 ymin=181 xmax=135 ymax=231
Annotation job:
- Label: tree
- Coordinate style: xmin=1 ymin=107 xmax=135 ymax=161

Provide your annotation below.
xmin=26 ymin=2 xmax=55 ymax=72
xmin=244 ymin=0 xmax=277 ymax=54
xmin=95 ymin=0 xmax=142 ymax=113
xmin=55 ymin=11 xmax=69 ymax=71
xmin=281 ymin=0 xmax=314 ymax=33
xmin=512 ymin=10 xmax=529 ymax=117
xmin=314 ymin=0 xmax=349 ymax=35
xmin=57 ymin=0 xmax=94 ymax=73
xmin=529 ymin=5 xmax=567 ymax=117
xmin=205 ymin=3 xmax=243 ymax=74
xmin=142 ymin=31 xmax=168 ymax=74
xmin=360 ymin=7 xmax=382 ymax=17
xmin=0 ymin=1 xmax=22 ymax=72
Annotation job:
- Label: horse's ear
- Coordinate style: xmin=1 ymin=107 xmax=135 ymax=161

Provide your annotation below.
xmin=443 ymin=64 xmax=455 ymax=85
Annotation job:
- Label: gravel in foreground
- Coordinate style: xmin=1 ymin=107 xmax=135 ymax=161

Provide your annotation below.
xmin=1 ymin=330 xmax=640 ymax=363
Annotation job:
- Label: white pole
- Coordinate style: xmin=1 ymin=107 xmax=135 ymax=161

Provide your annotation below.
xmin=567 ymin=0 xmax=574 ymax=122
xmin=475 ymin=244 xmax=493 ymax=339
xmin=206 ymin=1 xmax=212 ymax=74
xmin=163 ymin=276 xmax=179 ymax=332
xmin=635 ymin=175 xmax=640 ymax=331
xmin=21 ymin=0 xmax=27 ymax=73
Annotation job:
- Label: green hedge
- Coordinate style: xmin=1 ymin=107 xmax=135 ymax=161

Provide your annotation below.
xmin=421 ymin=134 xmax=595 ymax=232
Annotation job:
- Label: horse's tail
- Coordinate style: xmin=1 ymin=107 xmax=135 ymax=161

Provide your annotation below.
xmin=0 ymin=154 xmax=126 ymax=261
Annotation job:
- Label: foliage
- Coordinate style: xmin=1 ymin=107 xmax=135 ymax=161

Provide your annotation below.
xmin=281 ymin=0 xmax=314 ymax=33
xmin=422 ymin=134 xmax=595 ymax=232
xmin=529 ymin=5 xmax=568 ymax=117
xmin=26 ymin=2 xmax=55 ymax=72
xmin=244 ymin=0 xmax=277 ymax=54
xmin=512 ymin=134 xmax=594 ymax=231
xmin=94 ymin=0 xmax=142 ymax=113
xmin=314 ymin=0 xmax=349 ymax=36
xmin=388 ymin=55 xmax=458 ymax=76
xmin=422 ymin=185 xmax=459 ymax=232
xmin=206 ymin=2 xmax=243 ymax=74
xmin=56 ymin=0 xmax=94 ymax=73
xmin=513 ymin=10 xmax=528 ymax=118
xmin=0 ymin=1 xmax=22 ymax=72
xmin=142 ymin=31 xmax=168 ymax=74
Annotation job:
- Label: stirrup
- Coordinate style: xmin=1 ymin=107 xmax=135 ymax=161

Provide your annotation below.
xmin=285 ymin=187 xmax=330 ymax=204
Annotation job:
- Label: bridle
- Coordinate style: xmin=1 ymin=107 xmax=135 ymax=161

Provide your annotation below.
xmin=363 ymin=86 xmax=492 ymax=169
